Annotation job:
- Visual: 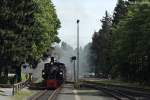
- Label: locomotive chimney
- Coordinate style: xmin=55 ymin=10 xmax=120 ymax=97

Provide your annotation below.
xmin=51 ymin=57 xmax=54 ymax=63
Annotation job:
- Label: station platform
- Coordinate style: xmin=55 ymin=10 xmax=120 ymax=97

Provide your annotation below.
xmin=56 ymin=84 xmax=115 ymax=100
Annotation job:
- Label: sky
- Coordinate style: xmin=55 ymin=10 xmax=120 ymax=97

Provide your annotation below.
xmin=52 ymin=0 xmax=117 ymax=48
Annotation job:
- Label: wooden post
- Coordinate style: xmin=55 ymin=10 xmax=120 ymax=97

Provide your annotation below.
xmin=12 ymin=81 xmax=27 ymax=96
xmin=12 ymin=84 xmax=15 ymax=96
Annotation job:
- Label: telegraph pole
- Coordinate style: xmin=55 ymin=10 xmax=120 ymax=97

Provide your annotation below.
xmin=77 ymin=19 xmax=80 ymax=85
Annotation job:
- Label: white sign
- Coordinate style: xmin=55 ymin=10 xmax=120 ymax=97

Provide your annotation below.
xmin=22 ymin=63 xmax=33 ymax=74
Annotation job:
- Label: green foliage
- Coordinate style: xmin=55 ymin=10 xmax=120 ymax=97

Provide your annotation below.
xmin=0 ymin=77 xmax=8 ymax=84
xmin=0 ymin=0 xmax=60 ymax=81
xmin=91 ymin=0 xmax=150 ymax=84
xmin=91 ymin=11 xmax=112 ymax=76
xmin=113 ymin=0 xmax=129 ymax=25
xmin=111 ymin=1 xmax=150 ymax=83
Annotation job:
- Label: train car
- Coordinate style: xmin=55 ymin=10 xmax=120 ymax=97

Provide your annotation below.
xmin=42 ymin=57 xmax=66 ymax=89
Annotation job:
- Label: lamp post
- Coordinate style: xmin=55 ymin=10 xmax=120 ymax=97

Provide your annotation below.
xmin=77 ymin=19 xmax=80 ymax=85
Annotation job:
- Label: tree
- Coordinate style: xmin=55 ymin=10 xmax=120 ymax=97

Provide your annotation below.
xmin=113 ymin=0 xmax=129 ymax=25
xmin=0 ymin=0 xmax=60 ymax=82
xmin=91 ymin=11 xmax=112 ymax=77
xmin=111 ymin=0 xmax=150 ymax=83
xmin=82 ymin=43 xmax=95 ymax=73
xmin=0 ymin=0 xmax=37 ymax=81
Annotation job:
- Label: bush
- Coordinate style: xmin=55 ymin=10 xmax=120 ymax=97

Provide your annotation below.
xmin=0 ymin=77 xmax=8 ymax=84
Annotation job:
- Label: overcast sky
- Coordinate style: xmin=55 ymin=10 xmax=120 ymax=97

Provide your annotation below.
xmin=52 ymin=0 xmax=117 ymax=48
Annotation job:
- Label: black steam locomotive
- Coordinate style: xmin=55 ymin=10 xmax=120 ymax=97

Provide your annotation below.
xmin=42 ymin=57 xmax=66 ymax=89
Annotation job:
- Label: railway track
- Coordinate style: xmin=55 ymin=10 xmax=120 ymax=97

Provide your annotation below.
xmin=28 ymin=86 xmax=61 ymax=100
xmin=81 ymin=84 xmax=150 ymax=100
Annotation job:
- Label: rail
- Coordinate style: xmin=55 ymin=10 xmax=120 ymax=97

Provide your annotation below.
xmin=29 ymin=85 xmax=62 ymax=100
xmin=81 ymin=83 xmax=150 ymax=100
xmin=12 ymin=80 xmax=28 ymax=95
xmin=81 ymin=80 xmax=150 ymax=93
xmin=48 ymin=86 xmax=62 ymax=100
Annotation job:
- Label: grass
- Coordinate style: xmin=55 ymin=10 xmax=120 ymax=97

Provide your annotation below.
xmin=12 ymin=89 xmax=35 ymax=100
xmin=21 ymin=73 xmax=26 ymax=82
xmin=34 ymin=78 xmax=43 ymax=83
xmin=89 ymin=79 xmax=131 ymax=86
xmin=81 ymin=79 xmax=150 ymax=90
xmin=0 ymin=90 xmax=4 ymax=92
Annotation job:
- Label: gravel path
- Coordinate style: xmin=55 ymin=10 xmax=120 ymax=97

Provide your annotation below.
xmin=0 ymin=88 xmax=13 ymax=96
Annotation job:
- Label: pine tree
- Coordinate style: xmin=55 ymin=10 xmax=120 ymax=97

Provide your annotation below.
xmin=91 ymin=11 xmax=112 ymax=77
xmin=113 ymin=0 xmax=129 ymax=25
xmin=111 ymin=0 xmax=150 ymax=83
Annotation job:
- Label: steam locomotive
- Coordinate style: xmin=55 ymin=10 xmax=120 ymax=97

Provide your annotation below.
xmin=42 ymin=57 xmax=66 ymax=89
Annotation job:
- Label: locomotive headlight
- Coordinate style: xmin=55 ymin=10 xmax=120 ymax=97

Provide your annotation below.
xmin=60 ymin=72 xmax=63 ymax=75
xmin=42 ymin=71 xmax=45 ymax=75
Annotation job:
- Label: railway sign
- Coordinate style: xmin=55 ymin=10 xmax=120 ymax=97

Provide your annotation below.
xmin=70 ymin=56 xmax=76 ymax=62
xmin=22 ymin=63 xmax=33 ymax=74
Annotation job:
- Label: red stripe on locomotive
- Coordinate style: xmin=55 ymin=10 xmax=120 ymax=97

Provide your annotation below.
xmin=46 ymin=80 xmax=59 ymax=89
